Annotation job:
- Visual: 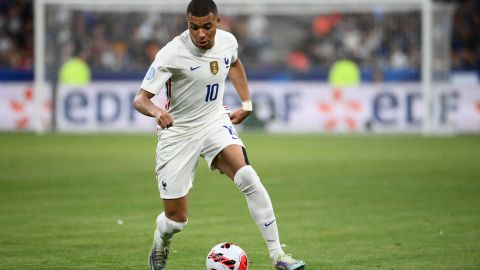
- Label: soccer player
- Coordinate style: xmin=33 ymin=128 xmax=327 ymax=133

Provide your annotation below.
xmin=134 ymin=1 xmax=305 ymax=269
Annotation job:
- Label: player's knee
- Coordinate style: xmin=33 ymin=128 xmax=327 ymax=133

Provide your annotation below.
xmin=233 ymin=165 xmax=262 ymax=194
xmin=164 ymin=209 xmax=188 ymax=223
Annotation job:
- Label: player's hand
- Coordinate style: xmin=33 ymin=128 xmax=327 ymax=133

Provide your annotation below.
xmin=154 ymin=109 xmax=174 ymax=129
xmin=230 ymin=108 xmax=251 ymax=125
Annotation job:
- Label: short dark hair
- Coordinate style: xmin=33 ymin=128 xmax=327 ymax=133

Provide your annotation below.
xmin=186 ymin=0 xmax=218 ymax=17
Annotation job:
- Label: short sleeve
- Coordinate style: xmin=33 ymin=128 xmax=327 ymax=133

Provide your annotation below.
xmin=141 ymin=41 xmax=177 ymax=95
xmin=231 ymin=47 xmax=238 ymax=63
xmin=228 ymin=32 xmax=239 ymax=63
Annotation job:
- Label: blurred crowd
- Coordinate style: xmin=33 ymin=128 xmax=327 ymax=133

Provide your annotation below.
xmin=45 ymin=10 xmax=426 ymax=80
xmin=48 ymin=12 xmax=187 ymax=72
xmin=451 ymin=0 xmax=480 ymax=70
xmin=0 ymin=0 xmax=33 ymax=70
xmin=0 ymin=0 xmax=479 ymax=79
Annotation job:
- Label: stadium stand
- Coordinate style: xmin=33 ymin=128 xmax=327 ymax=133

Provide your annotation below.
xmin=0 ymin=0 xmax=478 ymax=81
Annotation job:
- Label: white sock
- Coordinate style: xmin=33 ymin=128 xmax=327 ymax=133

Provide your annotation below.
xmin=234 ymin=165 xmax=285 ymax=259
xmin=154 ymin=212 xmax=187 ymax=247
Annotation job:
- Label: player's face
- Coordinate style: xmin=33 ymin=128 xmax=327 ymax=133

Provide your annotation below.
xmin=187 ymin=13 xmax=219 ymax=50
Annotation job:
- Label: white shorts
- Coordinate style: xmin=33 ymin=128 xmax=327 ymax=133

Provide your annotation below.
xmin=155 ymin=120 xmax=244 ymax=199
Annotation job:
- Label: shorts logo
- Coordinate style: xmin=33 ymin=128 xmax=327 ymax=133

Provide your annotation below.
xmin=223 ymin=125 xmax=239 ymax=140
xmin=161 ymin=179 xmax=167 ymax=191
xmin=210 ymin=61 xmax=219 ymax=75
xmin=145 ymin=66 xmax=155 ymax=80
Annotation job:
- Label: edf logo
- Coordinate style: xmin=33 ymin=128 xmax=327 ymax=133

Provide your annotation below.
xmin=63 ymin=90 xmax=137 ymax=124
xmin=57 ymin=84 xmax=163 ymax=131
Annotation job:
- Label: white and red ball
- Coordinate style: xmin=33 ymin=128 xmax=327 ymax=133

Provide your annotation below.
xmin=206 ymin=243 xmax=248 ymax=270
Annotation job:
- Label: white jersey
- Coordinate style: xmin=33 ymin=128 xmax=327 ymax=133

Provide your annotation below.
xmin=141 ymin=29 xmax=238 ymax=141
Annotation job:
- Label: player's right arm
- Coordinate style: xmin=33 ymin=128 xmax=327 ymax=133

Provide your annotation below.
xmin=136 ymin=40 xmax=178 ymax=129
xmin=134 ymin=89 xmax=173 ymax=129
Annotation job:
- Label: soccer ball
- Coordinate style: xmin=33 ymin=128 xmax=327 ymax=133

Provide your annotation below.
xmin=206 ymin=242 xmax=248 ymax=270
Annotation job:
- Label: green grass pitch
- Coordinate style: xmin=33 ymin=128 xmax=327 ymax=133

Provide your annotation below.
xmin=1 ymin=133 xmax=479 ymax=269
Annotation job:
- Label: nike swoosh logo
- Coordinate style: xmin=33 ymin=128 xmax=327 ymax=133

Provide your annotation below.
xmin=190 ymin=66 xmax=201 ymax=71
xmin=265 ymin=219 xmax=276 ymax=227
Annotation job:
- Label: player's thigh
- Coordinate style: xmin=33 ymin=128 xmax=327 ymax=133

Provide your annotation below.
xmin=213 ymin=144 xmax=248 ymax=179
xmin=156 ymin=138 xmax=201 ymax=199
xmin=202 ymin=123 xmax=247 ymax=179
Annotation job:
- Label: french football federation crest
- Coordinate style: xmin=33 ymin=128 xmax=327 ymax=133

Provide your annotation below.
xmin=210 ymin=61 xmax=219 ymax=75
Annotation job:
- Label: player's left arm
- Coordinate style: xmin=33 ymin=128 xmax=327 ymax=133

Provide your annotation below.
xmin=228 ymin=58 xmax=252 ymax=124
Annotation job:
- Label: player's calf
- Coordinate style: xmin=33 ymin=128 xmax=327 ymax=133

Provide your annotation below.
xmin=234 ymin=165 xmax=284 ymax=259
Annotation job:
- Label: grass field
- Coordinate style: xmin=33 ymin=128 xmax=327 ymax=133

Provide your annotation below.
xmin=0 ymin=133 xmax=479 ymax=270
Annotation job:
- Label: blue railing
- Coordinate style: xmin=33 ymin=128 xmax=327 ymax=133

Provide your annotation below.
xmin=1 ymin=68 xmax=477 ymax=82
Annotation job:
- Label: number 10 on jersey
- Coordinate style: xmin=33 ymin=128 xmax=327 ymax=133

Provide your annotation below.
xmin=205 ymin=83 xmax=219 ymax=102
